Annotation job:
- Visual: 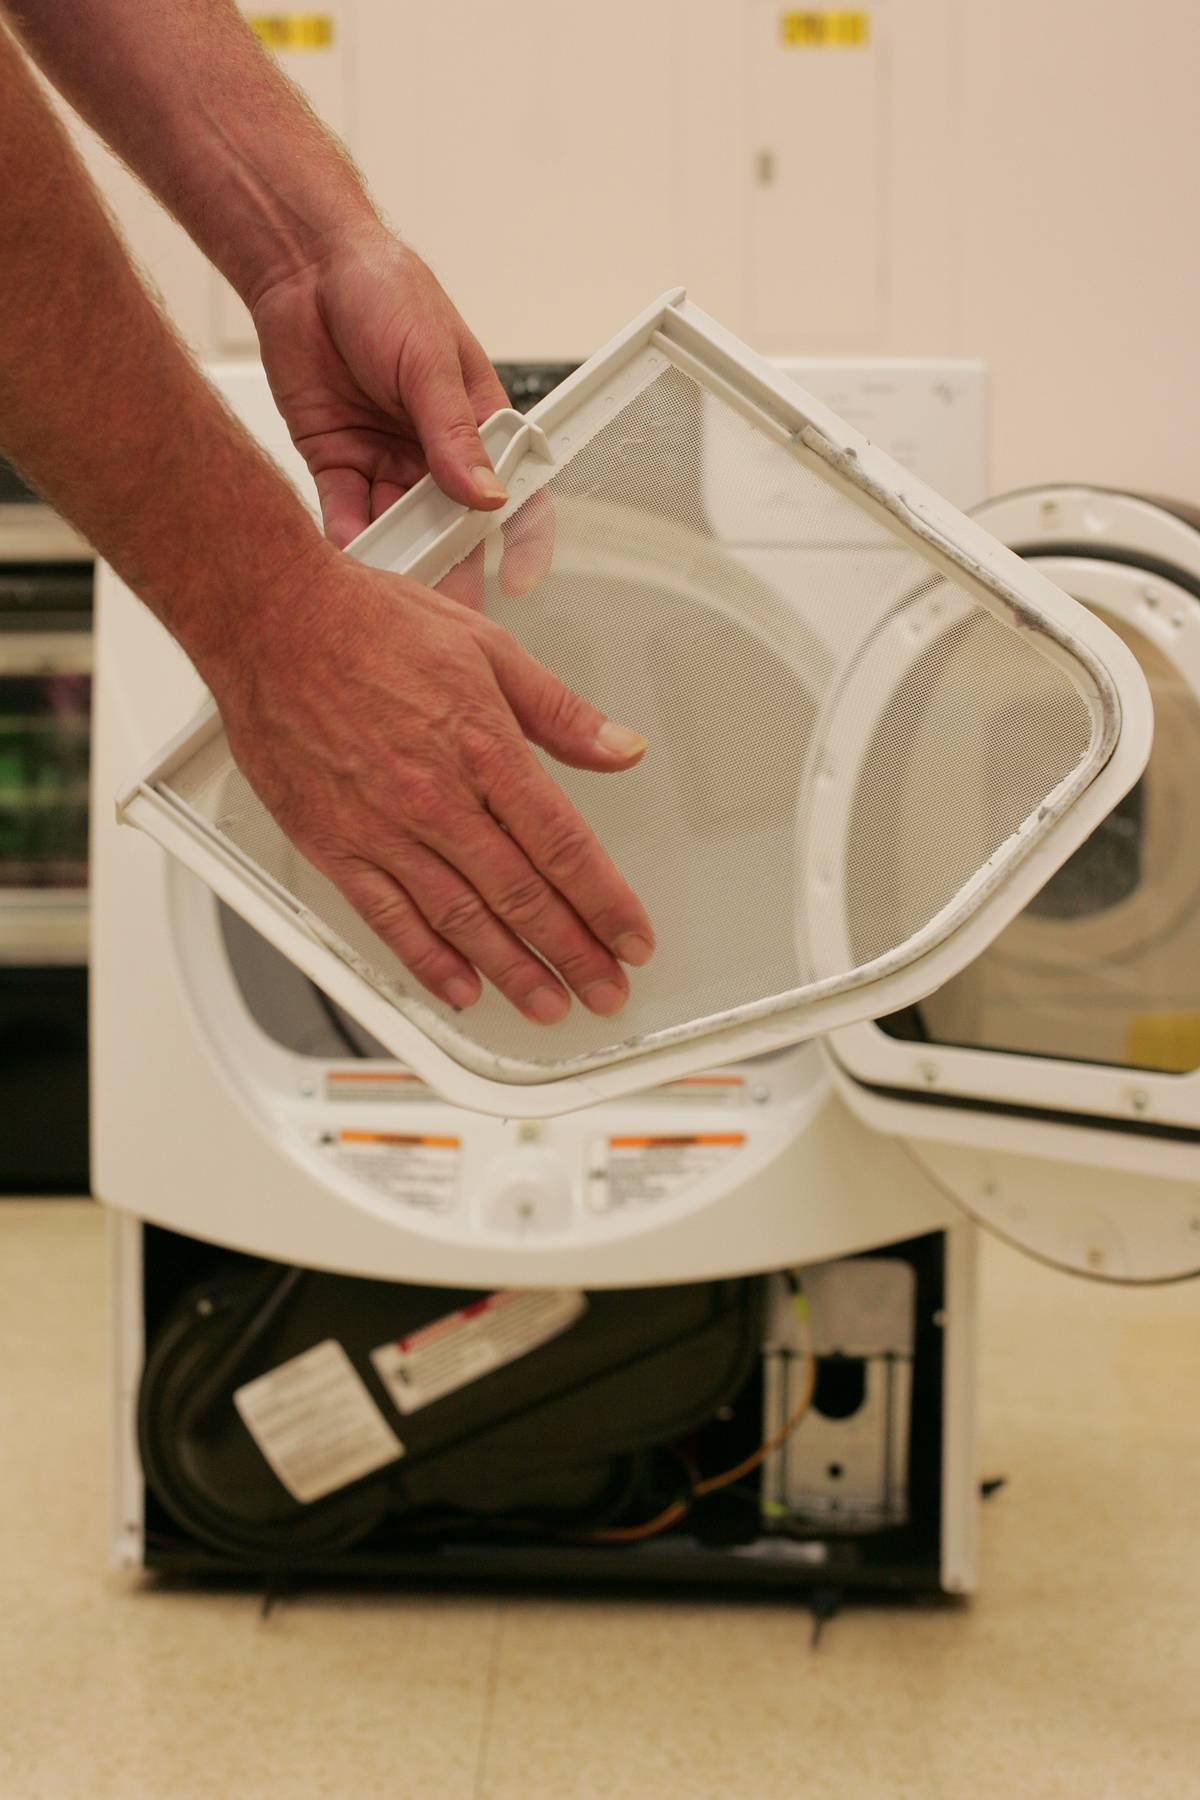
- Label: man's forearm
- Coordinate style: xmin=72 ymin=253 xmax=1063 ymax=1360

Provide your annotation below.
xmin=4 ymin=0 xmax=376 ymax=307
xmin=0 ymin=22 xmax=335 ymax=683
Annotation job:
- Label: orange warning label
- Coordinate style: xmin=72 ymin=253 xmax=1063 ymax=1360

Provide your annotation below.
xmin=325 ymin=1069 xmax=430 ymax=1102
xmin=608 ymin=1133 xmax=746 ymax=1149
xmin=653 ymin=1074 xmax=747 ymax=1105
xmin=337 ymin=1130 xmax=459 ymax=1149
xmin=588 ymin=1133 xmax=747 ymax=1213
xmin=320 ymin=1128 xmax=460 ymax=1213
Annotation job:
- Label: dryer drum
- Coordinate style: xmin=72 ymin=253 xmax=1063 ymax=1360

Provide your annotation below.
xmin=907 ymin=492 xmax=1200 ymax=1077
xmin=137 ymin=1262 xmax=764 ymax=1562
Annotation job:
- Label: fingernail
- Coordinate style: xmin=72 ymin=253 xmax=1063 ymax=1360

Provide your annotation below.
xmin=582 ymin=979 xmax=628 ymax=1017
xmin=595 ymin=721 xmax=647 ymax=759
xmin=526 ymin=984 xmax=569 ymax=1024
xmin=614 ymin=932 xmax=655 ymax=967
xmin=472 ymin=465 xmax=507 ymax=502
xmin=442 ymin=976 xmax=480 ymax=1011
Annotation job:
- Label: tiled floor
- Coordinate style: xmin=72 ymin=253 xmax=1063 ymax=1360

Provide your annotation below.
xmin=1 ymin=1199 xmax=1198 ymax=1798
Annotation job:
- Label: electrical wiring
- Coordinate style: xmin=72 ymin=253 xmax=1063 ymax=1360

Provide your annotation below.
xmin=585 ymin=1496 xmax=691 ymax=1544
xmin=580 ymin=1277 xmax=816 ymax=1545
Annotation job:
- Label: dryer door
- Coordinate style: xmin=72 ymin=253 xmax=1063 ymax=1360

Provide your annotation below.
xmin=832 ymin=488 xmax=1200 ymax=1281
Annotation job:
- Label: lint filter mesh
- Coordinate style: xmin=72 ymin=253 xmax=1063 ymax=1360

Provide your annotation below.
xmin=159 ymin=361 xmax=1099 ymax=1079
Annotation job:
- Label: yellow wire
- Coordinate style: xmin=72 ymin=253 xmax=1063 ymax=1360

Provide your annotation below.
xmin=581 ymin=1292 xmax=816 ymax=1544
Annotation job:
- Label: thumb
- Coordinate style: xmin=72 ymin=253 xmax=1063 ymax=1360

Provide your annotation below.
xmin=488 ymin=637 xmax=648 ymax=773
xmin=401 ymin=344 xmax=508 ymax=511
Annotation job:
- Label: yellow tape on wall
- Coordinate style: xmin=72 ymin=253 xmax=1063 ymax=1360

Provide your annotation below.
xmin=248 ymin=13 xmax=334 ymax=51
xmin=779 ymin=10 xmax=871 ymax=48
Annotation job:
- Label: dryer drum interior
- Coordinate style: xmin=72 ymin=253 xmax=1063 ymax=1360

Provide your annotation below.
xmin=887 ymin=492 xmax=1200 ymax=1078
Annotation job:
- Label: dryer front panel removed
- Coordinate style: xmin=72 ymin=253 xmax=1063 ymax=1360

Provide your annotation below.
xmin=118 ymin=295 xmax=1151 ymax=1116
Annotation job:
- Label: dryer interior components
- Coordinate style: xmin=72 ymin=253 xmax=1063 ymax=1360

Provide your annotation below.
xmin=131 ymin=1220 xmax=955 ymax=1592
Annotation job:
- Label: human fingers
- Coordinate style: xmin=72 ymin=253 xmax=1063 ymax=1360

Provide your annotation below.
xmin=459 ymin=330 xmax=511 ymax=425
xmin=321 ymin=858 xmax=482 ymax=1011
xmin=437 ymin=543 xmax=486 ymax=611
xmin=315 ymin=467 xmax=372 ymax=549
xmin=399 ymin=335 xmax=509 ymax=511
xmin=485 ymin=630 xmax=648 ymax=775
xmin=498 ymin=488 xmax=556 ymax=600
xmin=398 ymin=817 xmax=631 ymax=1019
xmin=459 ymin=650 xmax=655 ymax=967
xmin=484 ymin=752 xmax=655 ymax=969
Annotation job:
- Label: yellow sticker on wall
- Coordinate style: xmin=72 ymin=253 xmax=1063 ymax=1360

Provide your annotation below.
xmin=779 ymin=10 xmax=871 ymax=47
xmin=248 ymin=13 xmax=334 ymax=51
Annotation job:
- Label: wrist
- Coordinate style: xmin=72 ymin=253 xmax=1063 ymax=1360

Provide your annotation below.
xmin=184 ymin=529 xmax=345 ymax=703
xmin=232 ymin=185 xmax=383 ymax=315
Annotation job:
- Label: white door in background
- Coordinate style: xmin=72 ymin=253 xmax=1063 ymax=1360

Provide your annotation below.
xmin=744 ymin=1 xmax=887 ymax=350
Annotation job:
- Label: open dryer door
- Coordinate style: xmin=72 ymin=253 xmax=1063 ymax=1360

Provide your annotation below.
xmin=119 ymin=296 xmax=1151 ymax=1116
xmin=831 ymin=487 xmax=1200 ymax=1282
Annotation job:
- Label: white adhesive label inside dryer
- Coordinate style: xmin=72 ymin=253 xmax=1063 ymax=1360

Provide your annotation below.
xmin=370 ymin=1289 xmax=586 ymax=1415
xmin=233 ymin=1339 xmax=404 ymax=1504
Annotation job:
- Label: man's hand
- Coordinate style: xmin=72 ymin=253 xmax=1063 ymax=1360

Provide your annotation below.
xmin=217 ymin=550 xmax=655 ymax=1022
xmin=251 ymin=225 xmax=517 ymax=549
xmin=1 ymin=3 xmax=652 ymax=1022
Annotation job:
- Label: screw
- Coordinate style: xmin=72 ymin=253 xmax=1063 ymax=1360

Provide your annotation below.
xmin=918 ymin=1060 xmax=939 ymax=1086
xmin=1130 ymin=1090 xmax=1150 ymax=1113
xmin=752 ymin=1086 xmax=770 ymax=1104
xmin=519 ymin=1122 xmax=540 ymax=1142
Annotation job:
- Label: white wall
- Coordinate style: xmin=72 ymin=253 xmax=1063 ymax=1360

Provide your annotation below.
xmin=62 ymin=0 xmax=1200 ymax=500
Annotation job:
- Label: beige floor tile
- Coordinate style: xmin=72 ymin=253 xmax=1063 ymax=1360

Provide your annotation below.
xmin=1 ymin=1200 xmax=1198 ymax=1800
xmin=0 ymin=1202 xmax=498 ymax=1800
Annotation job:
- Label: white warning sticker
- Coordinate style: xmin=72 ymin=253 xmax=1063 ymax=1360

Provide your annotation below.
xmin=371 ymin=1288 xmax=586 ymax=1415
xmin=320 ymin=1128 xmax=460 ymax=1213
xmin=233 ymin=1339 xmax=404 ymax=1505
xmin=587 ymin=1133 xmax=747 ymax=1213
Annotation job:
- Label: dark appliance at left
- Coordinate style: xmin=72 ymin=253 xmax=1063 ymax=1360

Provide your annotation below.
xmin=0 ymin=456 xmax=93 ymax=1192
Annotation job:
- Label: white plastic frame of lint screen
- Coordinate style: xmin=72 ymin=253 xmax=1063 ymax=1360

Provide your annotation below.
xmin=118 ymin=290 xmax=1152 ymax=1118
